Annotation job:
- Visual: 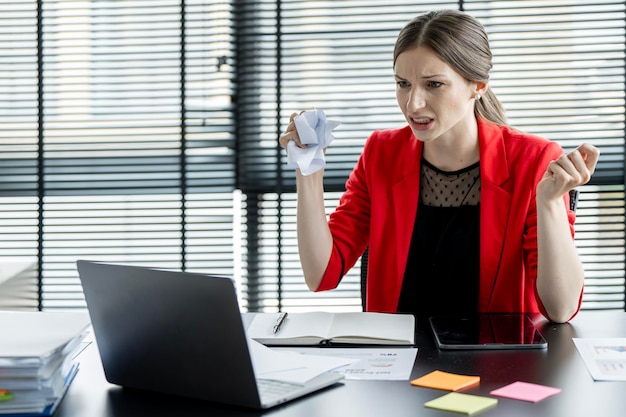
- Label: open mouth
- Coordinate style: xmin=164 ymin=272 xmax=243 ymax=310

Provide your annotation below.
xmin=410 ymin=117 xmax=434 ymax=130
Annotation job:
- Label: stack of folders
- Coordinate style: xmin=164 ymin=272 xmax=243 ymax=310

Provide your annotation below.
xmin=0 ymin=311 xmax=91 ymax=417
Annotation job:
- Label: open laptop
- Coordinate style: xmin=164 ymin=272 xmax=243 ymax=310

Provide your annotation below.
xmin=76 ymin=260 xmax=344 ymax=409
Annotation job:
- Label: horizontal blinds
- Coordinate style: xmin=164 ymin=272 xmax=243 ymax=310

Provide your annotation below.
xmin=236 ymin=0 xmax=459 ymax=193
xmin=239 ymin=0 xmax=625 ymax=312
xmin=180 ymin=1 xmax=237 ymax=281
xmin=575 ymin=185 xmax=625 ymax=309
xmin=245 ymin=192 xmax=363 ymax=312
xmin=1 ymin=0 xmax=624 ymax=312
xmin=0 ymin=1 xmax=40 ymax=288
xmin=0 ymin=1 xmax=236 ymax=309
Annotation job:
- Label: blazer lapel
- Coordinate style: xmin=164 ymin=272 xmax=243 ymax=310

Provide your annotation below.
xmin=477 ymin=119 xmax=512 ymax=311
xmin=393 ymin=171 xmax=419 ymax=284
xmin=392 ymin=134 xmax=422 ymax=297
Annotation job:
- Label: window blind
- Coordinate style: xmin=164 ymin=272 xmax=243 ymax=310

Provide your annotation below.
xmin=0 ymin=0 xmax=624 ymax=313
xmin=0 ymin=0 xmax=236 ymax=309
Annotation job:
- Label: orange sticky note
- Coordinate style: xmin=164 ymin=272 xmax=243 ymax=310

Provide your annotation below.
xmin=411 ymin=370 xmax=480 ymax=391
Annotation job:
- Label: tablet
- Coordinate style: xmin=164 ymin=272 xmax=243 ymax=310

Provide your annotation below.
xmin=429 ymin=314 xmax=547 ymax=350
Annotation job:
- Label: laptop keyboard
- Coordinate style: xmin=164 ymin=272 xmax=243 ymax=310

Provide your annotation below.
xmin=257 ymin=379 xmax=302 ymax=402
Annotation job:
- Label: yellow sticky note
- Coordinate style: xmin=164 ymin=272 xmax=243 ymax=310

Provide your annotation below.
xmin=411 ymin=370 xmax=480 ymax=391
xmin=425 ymin=392 xmax=498 ymax=415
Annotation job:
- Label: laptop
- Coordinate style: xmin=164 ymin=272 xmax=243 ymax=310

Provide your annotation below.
xmin=76 ymin=260 xmax=344 ymax=409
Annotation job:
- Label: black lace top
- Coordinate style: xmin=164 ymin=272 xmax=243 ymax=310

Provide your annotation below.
xmin=397 ymin=158 xmax=481 ymax=319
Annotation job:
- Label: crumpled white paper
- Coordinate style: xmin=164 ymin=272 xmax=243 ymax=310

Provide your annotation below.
xmin=286 ymin=109 xmax=341 ymax=176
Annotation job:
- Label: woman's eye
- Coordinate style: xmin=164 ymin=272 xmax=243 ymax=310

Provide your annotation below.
xmin=427 ymin=81 xmax=443 ymax=88
xmin=396 ymin=80 xmax=410 ymax=88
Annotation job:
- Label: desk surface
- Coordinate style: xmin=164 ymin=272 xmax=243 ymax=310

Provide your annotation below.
xmin=56 ymin=311 xmax=626 ymax=417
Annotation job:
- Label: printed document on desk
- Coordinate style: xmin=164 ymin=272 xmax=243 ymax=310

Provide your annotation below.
xmin=247 ymin=312 xmax=415 ymax=346
xmin=573 ymin=338 xmax=626 ymax=381
xmin=274 ymin=347 xmax=418 ymax=380
xmin=248 ymin=338 xmax=356 ymax=385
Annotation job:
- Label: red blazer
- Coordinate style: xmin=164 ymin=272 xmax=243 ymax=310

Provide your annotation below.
xmin=316 ymin=118 xmax=579 ymax=319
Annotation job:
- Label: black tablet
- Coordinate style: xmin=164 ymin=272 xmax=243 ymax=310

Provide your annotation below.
xmin=429 ymin=314 xmax=548 ymax=350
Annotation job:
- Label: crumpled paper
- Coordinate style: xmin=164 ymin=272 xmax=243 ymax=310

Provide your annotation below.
xmin=286 ymin=109 xmax=341 ymax=175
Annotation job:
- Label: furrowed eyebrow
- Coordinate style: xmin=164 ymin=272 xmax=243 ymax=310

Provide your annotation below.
xmin=394 ymin=73 xmax=445 ymax=80
xmin=394 ymin=73 xmax=447 ymax=81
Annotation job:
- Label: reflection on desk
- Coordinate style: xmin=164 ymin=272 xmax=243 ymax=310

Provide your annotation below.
xmin=55 ymin=311 xmax=626 ymax=417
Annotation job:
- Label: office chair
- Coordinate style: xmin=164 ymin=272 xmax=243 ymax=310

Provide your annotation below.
xmin=359 ymin=189 xmax=580 ymax=311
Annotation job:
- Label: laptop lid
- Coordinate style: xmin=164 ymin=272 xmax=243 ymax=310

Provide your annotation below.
xmin=77 ymin=260 xmax=343 ymax=409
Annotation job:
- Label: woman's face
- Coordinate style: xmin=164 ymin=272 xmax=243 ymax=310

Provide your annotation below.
xmin=394 ymin=46 xmax=484 ymax=145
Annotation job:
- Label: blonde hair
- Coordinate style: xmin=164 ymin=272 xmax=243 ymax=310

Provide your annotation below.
xmin=394 ymin=9 xmax=507 ymax=125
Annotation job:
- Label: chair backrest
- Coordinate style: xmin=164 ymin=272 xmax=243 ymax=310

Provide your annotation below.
xmin=569 ymin=188 xmax=579 ymax=211
xmin=359 ymin=189 xmax=580 ymax=311
xmin=360 ymin=246 xmax=369 ymax=311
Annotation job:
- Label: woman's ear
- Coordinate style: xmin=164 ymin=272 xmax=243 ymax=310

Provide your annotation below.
xmin=474 ymin=81 xmax=488 ymax=99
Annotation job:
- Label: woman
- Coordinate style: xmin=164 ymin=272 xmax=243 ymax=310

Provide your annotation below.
xmin=278 ymin=9 xmax=599 ymax=323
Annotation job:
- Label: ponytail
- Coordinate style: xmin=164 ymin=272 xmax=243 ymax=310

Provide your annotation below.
xmin=476 ymin=88 xmax=507 ymax=125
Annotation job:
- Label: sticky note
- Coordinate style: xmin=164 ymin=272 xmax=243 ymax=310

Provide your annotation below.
xmin=0 ymin=390 xmax=13 ymax=402
xmin=425 ymin=392 xmax=498 ymax=415
xmin=411 ymin=370 xmax=480 ymax=391
xmin=490 ymin=381 xmax=561 ymax=402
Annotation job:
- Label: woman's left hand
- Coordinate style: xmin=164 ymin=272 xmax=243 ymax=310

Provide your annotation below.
xmin=537 ymin=143 xmax=600 ymax=201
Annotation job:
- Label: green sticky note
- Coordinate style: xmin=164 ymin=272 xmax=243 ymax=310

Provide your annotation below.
xmin=425 ymin=392 xmax=498 ymax=415
xmin=0 ymin=390 xmax=13 ymax=402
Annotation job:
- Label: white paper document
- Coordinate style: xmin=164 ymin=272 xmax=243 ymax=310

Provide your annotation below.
xmin=274 ymin=347 xmax=418 ymax=380
xmin=573 ymin=338 xmax=626 ymax=381
xmin=248 ymin=338 xmax=356 ymax=385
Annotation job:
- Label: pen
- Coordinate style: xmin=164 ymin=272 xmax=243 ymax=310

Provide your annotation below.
xmin=273 ymin=312 xmax=288 ymax=334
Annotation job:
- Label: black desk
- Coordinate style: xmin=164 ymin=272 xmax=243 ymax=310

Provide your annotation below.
xmin=55 ymin=311 xmax=626 ymax=417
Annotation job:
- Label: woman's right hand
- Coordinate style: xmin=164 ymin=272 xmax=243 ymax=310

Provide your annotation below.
xmin=279 ymin=114 xmax=331 ymax=291
xmin=278 ymin=112 xmax=306 ymax=150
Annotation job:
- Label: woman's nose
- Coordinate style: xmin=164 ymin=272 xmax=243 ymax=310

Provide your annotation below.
xmin=407 ymin=90 xmax=426 ymax=110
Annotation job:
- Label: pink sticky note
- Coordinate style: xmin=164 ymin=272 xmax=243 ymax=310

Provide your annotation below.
xmin=490 ymin=381 xmax=561 ymax=402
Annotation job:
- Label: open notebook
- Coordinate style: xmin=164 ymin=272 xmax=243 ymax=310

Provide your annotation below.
xmin=76 ymin=260 xmax=344 ymax=409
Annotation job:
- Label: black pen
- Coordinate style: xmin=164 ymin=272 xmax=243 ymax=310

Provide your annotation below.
xmin=273 ymin=312 xmax=288 ymax=334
